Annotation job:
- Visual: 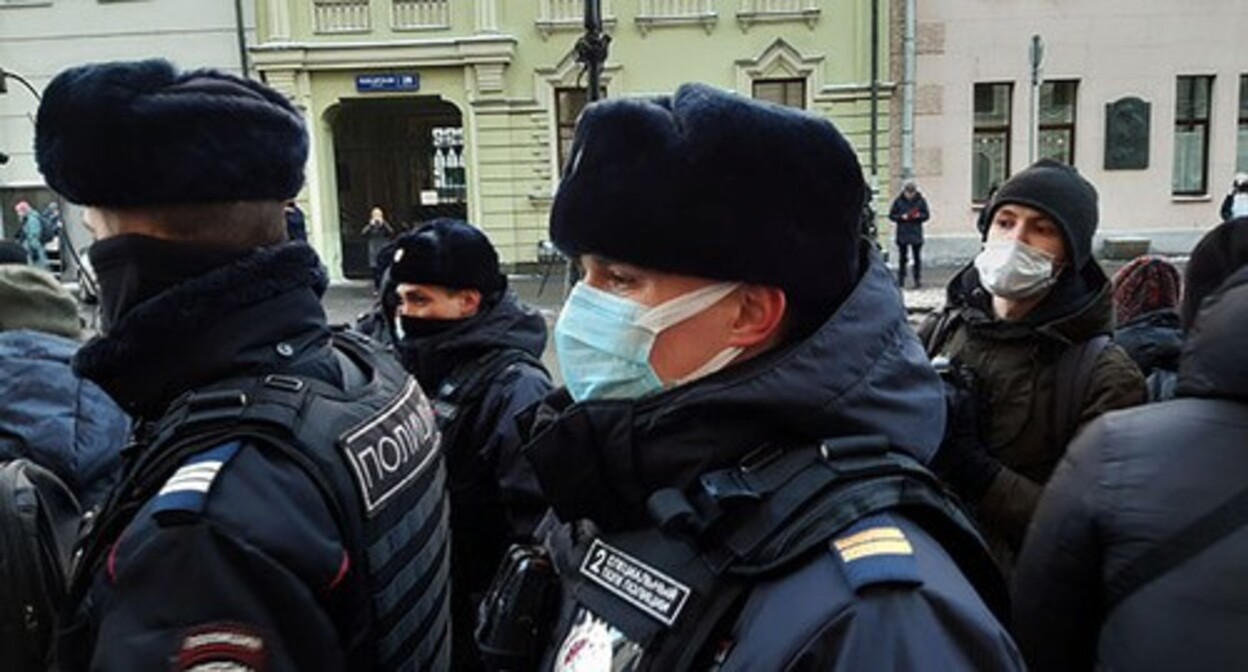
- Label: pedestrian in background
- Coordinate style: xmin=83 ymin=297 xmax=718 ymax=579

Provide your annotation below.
xmin=37 ymin=59 xmax=450 ymax=671
xmin=386 ymin=218 xmax=552 ymax=670
xmin=1111 ymin=255 xmax=1183 ymax=400
xmin=284 ymin=200 xmax=307 ymax=242
xmin=14 ymin=201 xmax=48 ymax=268
xmin=1219 ymin=172 xmax=1248 ymax=221
xmin=889 ymin=179 xmax=929 ymax=287
xmin=361 ymin=205 xmax=395 ymax=288
xmin=920 ymin=159 xmax=1146 ymax=571
xmin=1014 ymin=217 xmax=1248 ymax=672
xmin=0 ymin=260 xmax=128 ymax=510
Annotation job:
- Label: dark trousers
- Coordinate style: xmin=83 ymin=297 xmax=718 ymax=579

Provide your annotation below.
xmin=897 ymin=242 xmax=922 ymax=286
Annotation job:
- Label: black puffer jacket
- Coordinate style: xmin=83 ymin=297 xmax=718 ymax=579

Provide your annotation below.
xmin=1013 ymin=266 xmax=1248 ymax=671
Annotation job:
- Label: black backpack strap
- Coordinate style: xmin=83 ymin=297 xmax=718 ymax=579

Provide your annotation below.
xmin=1102 ymin=484 xmax=1248 ymax=616
xmin=67 ymin=373 xmax=350 ymax=612
xmin=648 ymin=435 xmax=1009 ymax=623
xmin=1052 ymin=334 xmax=1112 ymax=450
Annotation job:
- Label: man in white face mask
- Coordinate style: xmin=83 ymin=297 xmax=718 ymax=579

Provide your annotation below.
xmin=920 ymin=159 xmax=1146 ymax=572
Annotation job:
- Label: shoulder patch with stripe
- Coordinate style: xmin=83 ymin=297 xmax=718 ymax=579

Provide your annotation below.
xmin=151 ymin=441 xmax=242 ymax=526
xmin=830 ymin=514 xmax=922 ymax=592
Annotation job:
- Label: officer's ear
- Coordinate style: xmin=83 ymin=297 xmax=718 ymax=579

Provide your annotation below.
xmin=455 ymin=288 xmax=483 ymax=317
xmin=727 ymin=284 xmax=787 ymax=351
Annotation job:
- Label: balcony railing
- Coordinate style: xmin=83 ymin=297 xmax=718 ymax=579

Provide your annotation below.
xmin=737 ymin=0 xmax=820 ymax=30
xmin=637 ymin=0 xmax=716 ymax=34
xmin=313 ymin=0 xmax=371 ymax=33
xmin=393 ymin=0 xmax=450 ymax=30
xmin=537 ymin=0 xmax=616 ymax=38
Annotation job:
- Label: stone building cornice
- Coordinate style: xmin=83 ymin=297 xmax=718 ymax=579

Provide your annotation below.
xmin=250 ymin=34 xmax=516 ymax=71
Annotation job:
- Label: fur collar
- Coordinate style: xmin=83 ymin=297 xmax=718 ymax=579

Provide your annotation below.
xmin=75 ymin=243 xmax=329 ymax=417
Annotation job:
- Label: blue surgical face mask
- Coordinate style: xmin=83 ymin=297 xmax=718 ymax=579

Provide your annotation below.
xmin=555 ymin=281 xmax=743 ymax=402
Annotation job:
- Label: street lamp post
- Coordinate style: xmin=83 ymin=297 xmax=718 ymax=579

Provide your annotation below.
xmin=0 ymin=67 xmax=42 ymax=101
xmin=1028 ymin=34 xmax=1044 ymax=165
xmin=577 ymin=0 xmax=610 ymax=103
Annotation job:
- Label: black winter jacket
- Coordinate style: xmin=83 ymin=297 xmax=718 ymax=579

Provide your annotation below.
xmin=524 ymin=251 xmax=1022 ymax=670
xmin=65 ymin=244 xmax=450 ymax=671
xmin=1014 ymin=266 xmax=1248 ymax=671
xmin=394 ymin=290 xmax=552 ymax=669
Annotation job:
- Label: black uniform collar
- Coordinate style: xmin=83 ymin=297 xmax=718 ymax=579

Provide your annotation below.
xmin=75 ymin=243 xmax=332 ymax=419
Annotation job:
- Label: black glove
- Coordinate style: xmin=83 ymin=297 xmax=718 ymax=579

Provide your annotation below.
xmin=931 ymin=361 xmax=1001 ymax=503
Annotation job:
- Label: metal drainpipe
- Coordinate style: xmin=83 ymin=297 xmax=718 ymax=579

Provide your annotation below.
xmin=870 ymin=0 xmax=879 ymax=182
xmin=233 ymin=0 xmax=250 ymax=78
xmin=901 ymin=0 xmax=916 ymax=180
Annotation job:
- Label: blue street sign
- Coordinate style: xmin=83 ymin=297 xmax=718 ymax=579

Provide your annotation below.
xmin=356 ymin=73 xmax=420 ymax=93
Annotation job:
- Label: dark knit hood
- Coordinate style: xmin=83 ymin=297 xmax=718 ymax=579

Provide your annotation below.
xmin=1177 ymin=266 xmax=1248 ymax=400
xmin=75 ymin=243 xmax=331 ymax=418
xmin=522 ymin=247 xmax=946 ymax=531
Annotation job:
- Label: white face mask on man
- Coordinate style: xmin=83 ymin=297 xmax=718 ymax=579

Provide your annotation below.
xmin=973 ymin=239 xmax=1058 ymax=300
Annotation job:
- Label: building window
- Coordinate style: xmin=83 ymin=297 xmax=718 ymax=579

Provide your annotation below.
xmin=1173 ymin=75 xmax=1214 ymax=196
xmin=392 ymin=0 xmax=449 ymax=29
xmin=556 ymin=87 xmax=589 ymax=174
xmin=313 ymin=0 xmax=371 ymax=34
xmin=1238 ymin=75 xmax=1248 ymax=173
xmin=973 ymin=82 xmax=1012 ymax=202
xmin=752 ymin=79 xmax=805 ymax=109
xmin=1039 ymin=80 xmax=1077 ymax=166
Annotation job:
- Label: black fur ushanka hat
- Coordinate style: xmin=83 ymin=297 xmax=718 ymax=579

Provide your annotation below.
xmin=550 ymin=83 xmax=867 ymax=324
xmin=35 ymin=59 xmax=307 ymax=207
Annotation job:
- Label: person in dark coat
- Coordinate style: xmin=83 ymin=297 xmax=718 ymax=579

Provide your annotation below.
xmin=283 ymin=200 xmax=307 ymax=242
xmin=919 ymin=159 xmax=1146 ymax=571
xmin=1111 ymin=255 xmax=1183 ymax=400
xmin=385 ymin=218 xmax=553 ymax=670
xmin=1013 ymin=226 xmax=1248 ymax=671
xmin=478 ymin=84 xmax=1022 ymax=671
xmin=0 ymin=263 xmax=129 ymax=509
xmin=37 ymin=59 xmax=450 ymax=671
xmin=889 ymin=179 xmax=930 ymax=287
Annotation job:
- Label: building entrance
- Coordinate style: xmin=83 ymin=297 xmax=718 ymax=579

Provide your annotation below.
xmin=331 ymin=96 xmax=466 ymax=279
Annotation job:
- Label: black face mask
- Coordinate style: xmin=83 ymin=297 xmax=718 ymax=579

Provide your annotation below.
xmin=88 ymin=234 xmax=250 ymax=332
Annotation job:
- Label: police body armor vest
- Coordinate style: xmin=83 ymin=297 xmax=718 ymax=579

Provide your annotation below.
xmin=540 ymin=435 xmax=1007 ymax=671
xmin=63 ymin=329 xmax=451 ymax=671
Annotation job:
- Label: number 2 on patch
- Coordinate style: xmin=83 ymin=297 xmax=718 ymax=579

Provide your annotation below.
xmin=588 ymin=548 xmax=606 ymax=574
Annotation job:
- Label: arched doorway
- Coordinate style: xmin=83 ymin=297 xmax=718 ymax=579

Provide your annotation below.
xmin=331 ymin=96 xmax=466 ymax=279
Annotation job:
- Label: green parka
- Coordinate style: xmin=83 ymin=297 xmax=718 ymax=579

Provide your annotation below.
xmin=921 ymin=262 xmax=1145 ymax=566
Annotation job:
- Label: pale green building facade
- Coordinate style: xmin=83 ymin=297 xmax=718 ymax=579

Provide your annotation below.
xmin=252 ymin=0 xmax=890 ymax=279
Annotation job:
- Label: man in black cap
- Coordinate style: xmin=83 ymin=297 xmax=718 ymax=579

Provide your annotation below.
xmin=37 ymin=59 xmax=450 ymax=671
xmin=920 ymin=159 xmax=1145 ymax=570
xmin=384 ymin=218 xmax=551 ymax=669
xmin=475 ymin=84 xmax=1021 ymax=670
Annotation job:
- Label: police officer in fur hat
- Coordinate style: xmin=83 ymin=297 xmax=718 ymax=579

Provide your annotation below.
xmin=38 ymin=59 xmax=450 ymax=671
xmin=383 ymin=218 xmax=552 ymax=669
xmin=474 ymin=84 xmax=1022 ymax=670
xmin=920 ymin=159 xmax=1145 ymax=570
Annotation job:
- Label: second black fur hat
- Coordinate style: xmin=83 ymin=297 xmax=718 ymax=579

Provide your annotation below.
xmin=550 ymin=83 xmax=866 ymax=323
xmin=389 ymin=219 xmax=505 ymax=295
xmin=35 ymin=59 xmax=307 ymax=207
